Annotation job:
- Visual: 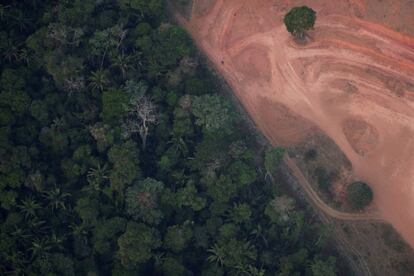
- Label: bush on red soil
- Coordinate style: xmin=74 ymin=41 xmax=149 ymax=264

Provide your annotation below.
xmin=284 ymin=6 xmax=316 ymax=39
xmin=347 ymin=181 xmax=373 ymax=210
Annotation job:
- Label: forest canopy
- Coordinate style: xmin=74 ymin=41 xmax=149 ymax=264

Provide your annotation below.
xmin=0 ymin=0 xmax=340 ymax=275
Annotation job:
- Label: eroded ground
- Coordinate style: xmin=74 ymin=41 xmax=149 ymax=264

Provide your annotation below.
xmin=178 ymin=0 xmax=414 ymax=249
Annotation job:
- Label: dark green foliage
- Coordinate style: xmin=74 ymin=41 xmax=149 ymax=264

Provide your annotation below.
xmin=314 ymin=167 xmax=331 ymax=191
xmin=0 ymin=1 xmax=342 ymax=275
xmin=304 ymin=148 xmax=317 ymax=161
xmin=117 ymin=222 xmax=161 ymax=267
xmin=101 ymin=89 xmax=128 ymax=124
xmin=265 ymin=147 xmax=285 ymax=173
xmin=284 ymin=6 xmax=316 ymax=38
xmin=347 ymin=181 xmax=373 ymax=209
xmin=125 ymin=178 xmax=164 ymax=224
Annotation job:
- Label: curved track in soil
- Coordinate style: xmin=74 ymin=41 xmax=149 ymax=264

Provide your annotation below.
xmin=284 ymin=156 xmax=383 ymax=222
xmin=178 ymin=0 xmax=414 ymax=248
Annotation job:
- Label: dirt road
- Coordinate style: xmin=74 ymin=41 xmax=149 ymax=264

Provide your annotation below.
xmin=283 ymin=155 xmax=383 ymax=221
xmin=177 ymin=0 xmax=414 ymax=248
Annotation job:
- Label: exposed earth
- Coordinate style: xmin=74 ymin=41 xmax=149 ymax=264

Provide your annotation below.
xmin=176 ymin=0 xmax=414 ymax=249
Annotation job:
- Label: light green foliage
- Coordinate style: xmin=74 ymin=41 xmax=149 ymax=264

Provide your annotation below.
xmin=164 ymin=223 xmax=193 ymax=253
xmin=228 ymin=203 xmax=252 ymax=225
xmin=265 ymin=196 xmax=296 ymax=224
xmin=125 ymin=178 xmax=164 ymax=224
xmin=206 ymin=175 xmax=237 ymax=203
xmin=207 ymin=239 xmax=257 ymax=269
xmin=191 ymin=94 xmax=235 ymax=134
xmin=218 ymin=223 xmax=238 ymax=240
xmin=175 ymin=182 xmax=206 ymax=211
xmin=228 ymin=160 xmax=257 ymax=187
xmin=117 ymin=222 xmax=161 ymax=267
xmin=264 ymin=147 xmax=285 ymax=173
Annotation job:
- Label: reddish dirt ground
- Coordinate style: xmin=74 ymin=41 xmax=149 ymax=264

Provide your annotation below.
xmin=178 ymin=0 xmax=414 ymax=249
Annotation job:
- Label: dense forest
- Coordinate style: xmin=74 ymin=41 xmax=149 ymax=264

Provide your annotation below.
xmin=0 ymin=0 xmax=340 ymax=275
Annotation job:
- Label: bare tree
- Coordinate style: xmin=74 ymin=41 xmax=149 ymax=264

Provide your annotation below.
xmin=123 ymin=95 xmax=158 ymax=150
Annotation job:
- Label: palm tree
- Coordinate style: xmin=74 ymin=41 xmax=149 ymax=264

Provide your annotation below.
xmin=88 ymin=69 xmax=109 ymax=92
xmin=3 ymin=40 xmax=20 ymax=62
xmin=86 ymin=163 xmax=109 ymax=191
xmin=42 ymin=187 xmax=71 ymax=212
xmin=111 ymin=52 xmax=134 ymax=79
xmin=29 ymin=237 xmax=52 ymax=260
xmin=10 ymin=9 xmax=31 ymax=31
xmin=17 ymin=48 xmax=32 ymax=65
xmin=0 ymin=4 xmax=10 ymax=21
xmin=168 ymin=135 xmax=189 ymax=157
xmin=70 ymin=223 xmax=90 ymax=244
xmin=250 ymin=225 xmax=268 ymax=247
xmin=18 ymin=197 xmax=41 ymax=220
xmin=27 ymin=217 xmax=49 ymax=235
xmin=10 ymin=226 xmax=33 ymax=244
xmin=207 ymin=244 xmax=226 ymax=266
xmin=48 ymin=232 xmax=66 ymax=251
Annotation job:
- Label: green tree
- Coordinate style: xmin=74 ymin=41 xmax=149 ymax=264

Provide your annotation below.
xmin=174 ymin=182 xmax=207 ymax=211
xmin=264 ymin=147 xmax=285 ymax=174
xmin=117 ymin=222 xmax=161 ymax=267
xmin=101 ymin=89 xmax=128 ymax=124
xmin=162 ymin=256 xmax=187 ymax=276
xmin=164 ymin=222 xmax=193 ymax=253
xmin=227 ymin=203 xmax=252 ymax=225
xmin=191 ymin=94 xmax=235 ymax=134
xmin=89 ymin=69 xmax=110 ymax=92
xmin=125 ymin=178 xmax=164 ymax=224
xmin=346 ymin=181 xmax=373 ymax=210
xmin=108 ymin=140 xmax=141 ymax=196
xmin=310 ymin=256 xmax=337 ymax=276
xmin=284 ymin=6 xmax=316 ymax=39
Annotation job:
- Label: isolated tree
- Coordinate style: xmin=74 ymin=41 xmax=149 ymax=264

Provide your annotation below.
xmin=347 ymin=181 xmax=373 ymax=210
xmin=284 ymin=6 xmax=316 ymax=39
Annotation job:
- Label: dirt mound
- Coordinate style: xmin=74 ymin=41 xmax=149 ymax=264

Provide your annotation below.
xmin=342 ymin=117 xmax=379 ymax=156
xmin=232 ymin=46 xmax=271 ymax=82
xmin=180 ymin=0 xmax=414 ymax=250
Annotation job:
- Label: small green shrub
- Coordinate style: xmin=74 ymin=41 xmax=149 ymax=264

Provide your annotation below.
xmin=347 ymin=181 xmax=373 ymax=210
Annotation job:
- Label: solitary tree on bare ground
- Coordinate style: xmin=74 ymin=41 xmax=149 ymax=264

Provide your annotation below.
xmin=284 ymin=6 xmax=316 ymax=40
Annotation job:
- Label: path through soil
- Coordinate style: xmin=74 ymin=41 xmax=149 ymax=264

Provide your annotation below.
xmin=177 ymin=0 xmax=414 ymax=248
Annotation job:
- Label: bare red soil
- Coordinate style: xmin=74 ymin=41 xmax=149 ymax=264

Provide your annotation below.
xmin=178 ymin=0 xmax=414 ymax=248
